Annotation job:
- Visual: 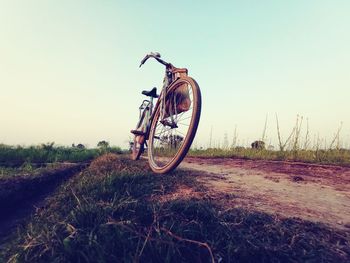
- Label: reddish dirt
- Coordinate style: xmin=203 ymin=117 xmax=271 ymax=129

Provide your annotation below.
xmin=152 ymin=184 xmax=202 ymax=203
xmin=175 ymin=157 xmax=350 ymax=230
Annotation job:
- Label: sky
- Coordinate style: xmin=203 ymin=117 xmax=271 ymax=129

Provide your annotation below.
xmin=1 ymin=1 xmax=349 ymax=149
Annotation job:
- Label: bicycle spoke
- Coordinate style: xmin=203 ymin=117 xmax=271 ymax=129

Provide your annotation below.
xmin=175 ymin=129 xmax=186 ymax=136
xmin=155 ymin=126 xmax=171 ymax=136
xmin=177 ymin=122 xmax=190 ymax=126
xmin=177 ymin=115 xmax=192 ymax=122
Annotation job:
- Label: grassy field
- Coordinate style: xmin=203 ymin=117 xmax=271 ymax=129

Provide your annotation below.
xmin=0 ymin=144 xmax=124 ymax=221
xmin=0 ymin=143 xmax=123 ymax=167
xmin=0 ymin=163 xmax=85 ymax=217
xmin=0 ymin=163 xmax=72 ymax=179
xmin=188 ymin=147 xmax=350 ymax=166
xmin=1 ymin=154 xmax=349 ymax=262
xmin=191 ymin=114 xmax=350 ymax=166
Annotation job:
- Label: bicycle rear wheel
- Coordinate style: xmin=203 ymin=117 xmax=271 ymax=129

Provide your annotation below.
xmin=148 ymin=77 xmax=201 ymax=174
xmin=131 ymin=136 xmax=144 ymax=160
xmin=131 ymin=113 xmax=146 ymax=161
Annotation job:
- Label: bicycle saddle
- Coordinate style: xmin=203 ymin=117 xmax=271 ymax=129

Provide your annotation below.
xmin=142 ymin=87 xmax=159 ymax=98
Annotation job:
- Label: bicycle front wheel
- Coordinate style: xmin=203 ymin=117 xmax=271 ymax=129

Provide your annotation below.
xmin=148 ymin=77 xmax=201 ymax=174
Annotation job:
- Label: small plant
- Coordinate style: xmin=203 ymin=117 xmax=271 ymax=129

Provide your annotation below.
xmin=276 ymin=114 xmax=296 ymax=152
xmin=21 ymin=161 xmax=33 ymax=172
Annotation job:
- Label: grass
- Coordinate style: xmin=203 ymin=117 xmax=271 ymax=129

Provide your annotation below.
xmin=0 ymin=163 xmax=71 ymax=180
xmin=188 ymin=147 xmax=350 ymax=166
xmin=0 ymin=144 xmax=123 ymax=167
xmin=1 ymin=154 xmax=349 ymax=262
xmin=0 ymin=167 xmax=29 ymax=179
xmin=0 ymin=164 xmax=84 ymax=215
xmin=0 ymin=143 xmax=123 ymax=221
xmin=197 ymin=114 xmax=350 ymax=166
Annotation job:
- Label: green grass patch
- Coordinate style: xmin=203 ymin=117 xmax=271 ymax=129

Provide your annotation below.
xmin=1 ymin=155 xmax=349 ymax=262
xmin=0 ymin=144 xmax=124 ymax=167
xmin=189 ymin=148 xmax=350 ymax=166
xmin=0 ymin=163 xmax=71 ymax=180
xmin=0 ymin=164 xmax=84 ymax=215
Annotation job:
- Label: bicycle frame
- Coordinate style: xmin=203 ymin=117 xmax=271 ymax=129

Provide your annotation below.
xmin=136 ymin=87 xmax=164 ymax=143
xmin=137 ymin=99 xmax=154 ymax=140
xmin=134 ymin=52 xmax=190 ymax=144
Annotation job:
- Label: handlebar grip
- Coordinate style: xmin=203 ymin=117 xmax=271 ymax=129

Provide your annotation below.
xmin=139 ymin=55 xmax=149 ymax=67
xmin=139 ymin=52 xmax=169 ymax=68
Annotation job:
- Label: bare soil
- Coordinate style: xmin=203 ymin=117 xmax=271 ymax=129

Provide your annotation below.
xmin=173 ymin=157 xmax=350 ymax=230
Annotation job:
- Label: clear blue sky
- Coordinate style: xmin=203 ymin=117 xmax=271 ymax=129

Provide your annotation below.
xmin=1 ymin=1 xmax=349 ymax=148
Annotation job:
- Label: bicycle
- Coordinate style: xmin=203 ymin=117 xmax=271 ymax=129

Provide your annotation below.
xmin=130 ymin=52 xmax=201 ymax=174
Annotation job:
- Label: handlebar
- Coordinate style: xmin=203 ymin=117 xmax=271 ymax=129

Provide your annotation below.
xmin=139 ymin=52 xmax=170 ymax=68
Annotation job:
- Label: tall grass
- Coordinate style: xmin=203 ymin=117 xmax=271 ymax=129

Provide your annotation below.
xmin=189 ymin=147 xmax=350 ymax=166
xmin=192 ymin=115 xmax=350 ymax=165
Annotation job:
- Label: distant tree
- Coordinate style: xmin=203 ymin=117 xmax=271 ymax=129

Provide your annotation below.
xmin=97 ymin=140 xmax=109 ymax=148
xmin=41 ymin=142 xmax=55 ymax=151
xmin=161 ymin=135 xmax=183 ymax=149
xmin=76 ymin=144 xmax=85 ymax=149
xmin=251 ymin=140 xmax=265 ymax=150
xmin=72 ymin=143 xmax=85 ymax=149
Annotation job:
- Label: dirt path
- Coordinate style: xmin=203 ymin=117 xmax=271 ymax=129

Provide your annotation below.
xmin=178 ymin=157 xmax=350 ymax=230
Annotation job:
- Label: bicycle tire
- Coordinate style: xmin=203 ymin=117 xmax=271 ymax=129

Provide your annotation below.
xmin=131 ymin=137 xmax=144 ymax=160
xmin=147 ymin=76 xmax=201 ymax=174
xmin=131 ymin=113 xmax=146 ymax=161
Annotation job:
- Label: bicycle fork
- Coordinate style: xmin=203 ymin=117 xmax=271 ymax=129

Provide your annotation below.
xmin=159 ymin=86 xmax=178 ymax=129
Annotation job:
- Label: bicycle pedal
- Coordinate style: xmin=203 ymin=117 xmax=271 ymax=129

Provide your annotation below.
xmin=130 ymin=130 xmax=146 ymax=136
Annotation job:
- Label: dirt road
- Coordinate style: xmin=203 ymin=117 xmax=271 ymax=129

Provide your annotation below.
xmin=177 ymin=157 xmax=350 ymax=230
